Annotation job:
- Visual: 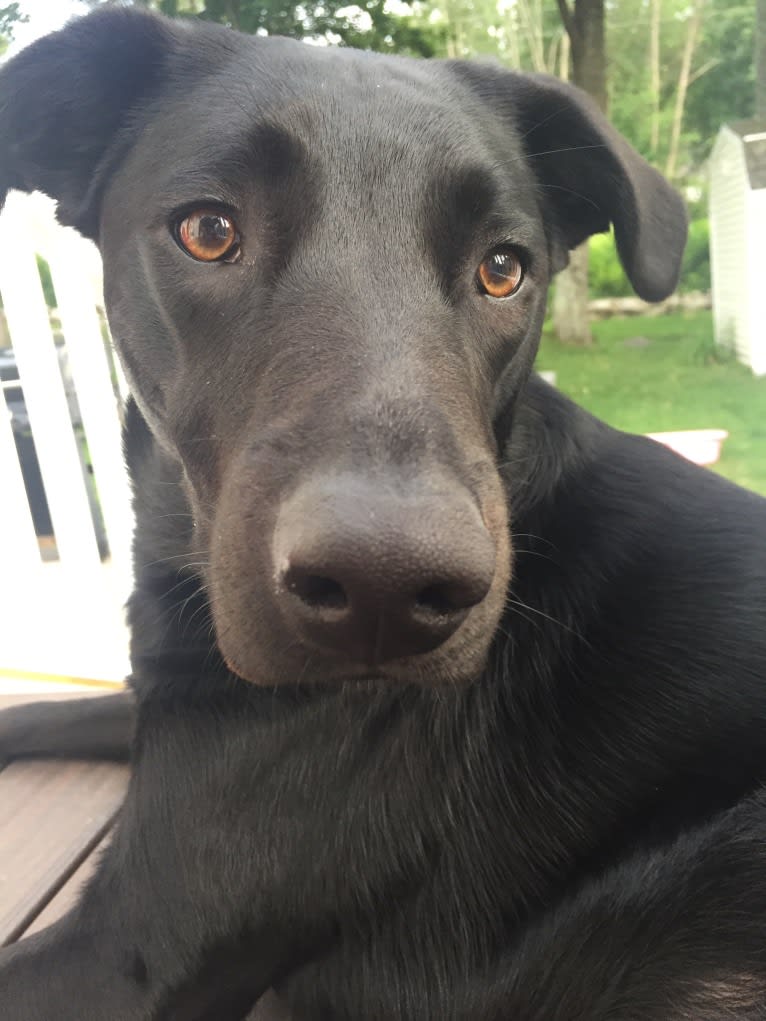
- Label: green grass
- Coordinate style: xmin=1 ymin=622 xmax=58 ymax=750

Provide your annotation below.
xmin=535 ymin=311 xmax=766 ymax=496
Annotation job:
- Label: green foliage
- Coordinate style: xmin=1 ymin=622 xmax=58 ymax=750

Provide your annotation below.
xmin=0 ymin=2 xmax=26 ymax=55
xmin=36 ymin=256 xmax=57 ymax=309
xmin=0 ymin=3 xmax=24 ymax=34
xmin=606 ymin=0 xmax=754 ymax=173
xmin=680 ymin=217 xmax=710 ymax=294
xmin=685 ymin=1 xmax=755 ymax=155
xmin=0 ymin=257 xmax=57 ymax=311
xmin=536 ymin=312 xmax=766 ymax=495
xmin=589 ymin=219 xmax=710 ymax=299
xmin=588 ymin=233 xmax=631 ymax=298
xmin=137 ymin=0 xmax=443 ymax=55
xmin=114 ymin=0 xmax=757 ymax=178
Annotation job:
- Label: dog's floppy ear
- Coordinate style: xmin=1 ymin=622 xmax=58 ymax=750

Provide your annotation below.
xmin=450 ymin=65 xmax=687 ymax=302
xmin=0 ymin=7 xmax=175 ymax=239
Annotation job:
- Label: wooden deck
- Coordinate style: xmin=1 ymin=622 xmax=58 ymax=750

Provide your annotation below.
xmin=0 ymin=692 xmax=128 ymax=945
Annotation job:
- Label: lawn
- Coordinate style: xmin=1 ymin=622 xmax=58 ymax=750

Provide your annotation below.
xmin=535 ymin=311 xmax=766 ymax=496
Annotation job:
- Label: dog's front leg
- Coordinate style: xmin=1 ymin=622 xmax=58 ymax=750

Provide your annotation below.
xmin=0 ymin=692 xmax=134 ymax=760
xmin=0 ymin=814 xmax=293 ymax=1021
xmin=0 ymin=702 xmax=319 ymax=1020
xmin=0 ymin=923 xmax=143 ymax=1020
xmin=0 ymin=909 xmax=288 ymax=1021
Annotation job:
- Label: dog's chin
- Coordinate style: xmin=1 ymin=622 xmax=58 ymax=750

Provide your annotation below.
xmin=221 ymin=654 xmax=490 ymax=690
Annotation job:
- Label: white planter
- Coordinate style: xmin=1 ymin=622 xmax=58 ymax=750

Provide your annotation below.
xmin=645 ymin=429 xmax=729 ymax=466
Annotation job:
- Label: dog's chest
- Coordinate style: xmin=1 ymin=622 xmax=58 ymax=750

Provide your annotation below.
xmin=230 ymin=692 xmax=594 ymax=1019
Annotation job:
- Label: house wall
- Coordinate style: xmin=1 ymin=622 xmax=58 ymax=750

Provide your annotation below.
xmin=747 ymin=188 xmax=766 ymax=375
xmin=709 ymin=127 xmax=751 ymax=366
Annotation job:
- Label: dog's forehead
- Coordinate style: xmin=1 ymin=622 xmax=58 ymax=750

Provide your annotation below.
xmin=135 ymin=36 xmax=520 ymax=195
xmin=206 ymin=35 xmax=470 ymax=132
xmin=103 ymin=34 xmax=546 ymax=256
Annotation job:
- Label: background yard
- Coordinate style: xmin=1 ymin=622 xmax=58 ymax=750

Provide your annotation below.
xmin=536 ymin=311 xmax=766 ymax=496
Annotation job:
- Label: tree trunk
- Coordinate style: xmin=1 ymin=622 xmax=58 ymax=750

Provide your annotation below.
xmin=649 ymin=0 xmax=661 ymax=155
xmin=559 ymin=31 xmax=570 ymax=80
xmin=757 ymin=0 xmax=766 ymax=120
xmin=552 ymin=0 xmax=605 ymax=345
xmin=568 ymin=0 xmax=607 ymax=109
xmin=517 ymin=0 xmax=546 ymax=72
xmin=507 ymin=5 xmax=522 ymax=68
xmin=230 ymin=0 xmax=242 ymax=30
xmin=552 ymin=243 xmax=592 ymax=345
xmin=665 ymin=0 xmax=703 ymax=181
xmin=443 ymin=0 xmax=463 ymax=59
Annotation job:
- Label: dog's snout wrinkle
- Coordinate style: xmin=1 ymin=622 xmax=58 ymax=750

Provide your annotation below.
xmin=273 ymin=474 xmax=495 ymax=665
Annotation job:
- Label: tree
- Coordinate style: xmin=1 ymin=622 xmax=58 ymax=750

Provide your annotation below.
xmin=549 ymin=0 xmax=606 ymax=346
xmin=556 ymin=0 xmax=606 ymax=106
xmin=685 ymin=1 xmax=753 ymax=154
xmin=664 ymin=0 xmax=703 ymax=180
xmin=648 ymin=0 xmax=661 ymax=154
xmin=127 ymin=0 xmax=444 ymax=55
xmin=0 ymin=3 xmax=26 ymax=56
xmin=608 ymin=0 xmax=753 ymax=172
xmin=756 ymin=0 xmax=766 ymax=119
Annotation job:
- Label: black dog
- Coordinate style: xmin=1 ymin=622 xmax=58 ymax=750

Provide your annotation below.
xmin=1 ymin=8 xmax=766 ymax=1019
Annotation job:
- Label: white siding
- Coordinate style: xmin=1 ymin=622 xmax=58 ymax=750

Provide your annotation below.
xmin=746 ymin=188 xmax=766 ymax=376
xmin=709 ymin=127 xmax=751 ymax=365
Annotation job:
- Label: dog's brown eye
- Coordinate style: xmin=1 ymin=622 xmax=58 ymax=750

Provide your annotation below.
xmin=176 ymin=209 xmax=239 ymax=262
xmin=477 ymin=249 xmax=523 ymax=299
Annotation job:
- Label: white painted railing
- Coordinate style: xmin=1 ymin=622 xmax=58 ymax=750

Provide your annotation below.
xmin=0 ymin=192 xmax=133 ymax=682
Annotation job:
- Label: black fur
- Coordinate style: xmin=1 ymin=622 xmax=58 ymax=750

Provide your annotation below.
xmin=0 ymin=8 xmax=765 ymax=1021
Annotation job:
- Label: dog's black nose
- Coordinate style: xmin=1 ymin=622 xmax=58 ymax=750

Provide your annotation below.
xmin=273 ymin=476 xmax=495 ymax=664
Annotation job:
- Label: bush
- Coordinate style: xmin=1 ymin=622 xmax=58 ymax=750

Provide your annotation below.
xmin=0 ymin=255 xmax=57 ymax=310
xmin=588 ymin=232 xmax=631 ymax=298
xmin=588 ymin=219 xmax=710 ymax=299
xmin=36 ymin=255 xmax=57 ymax=307
xmin=679 ymin=217 xmax=711 ymax=293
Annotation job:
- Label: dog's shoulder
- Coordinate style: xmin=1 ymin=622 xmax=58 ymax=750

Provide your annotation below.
xmin=507 ymin=377 xmax=766 ymax=676
xmin=511 ymin=375 xmax=766 ymax=545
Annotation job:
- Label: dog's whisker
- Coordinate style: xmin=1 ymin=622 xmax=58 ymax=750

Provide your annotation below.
xmin=495 ymin=142 xmax=609 ymax=167
xmin=181 ymin=602 xmax=214 ymax=642
xmin=535 ymin=182 xmax=601 ymax=211
xmin=502 ymin=602 xmax=545 ymax=635
xmin=511 ymin=548 xmax=558 ymax=564
xmin=515 ymin=105 xmax=570 ymax=143
xmin=176 ymin=561 xmax=211 ymax=574
xmin=511 ymin=532 xmax=560 ymax=550
xmin=159 ymin=576 xmax=204 ymax=603
xmin=504 ymin=594 xmax=580 ymax=638
xmin=140 ymin=550 xmax=212 ymax=569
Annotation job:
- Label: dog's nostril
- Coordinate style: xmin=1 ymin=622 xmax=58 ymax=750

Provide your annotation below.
xmin=416 ymin=583 xmax=455 ymax=616
xmin=415 ymin=580 xmax=483 ymax=616
xmin=286 ymin=570 xmax=348 ymax=611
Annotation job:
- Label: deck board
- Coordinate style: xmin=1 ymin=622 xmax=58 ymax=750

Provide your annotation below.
xmin=22 ymin=833 xmax=112 ymax=937
xmin=0 ymin=757 xmax=128 ymax=944
xmin=0 ymin=691 xmax=128 ymax=944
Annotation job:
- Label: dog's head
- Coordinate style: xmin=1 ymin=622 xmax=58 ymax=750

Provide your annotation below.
xmin=0 ymin=9 xmax=686 ymax=687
